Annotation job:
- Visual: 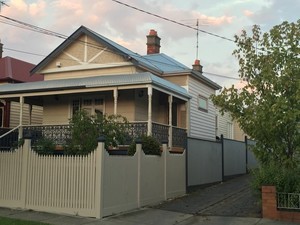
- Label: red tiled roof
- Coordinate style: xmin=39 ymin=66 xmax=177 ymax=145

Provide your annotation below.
xmin=0 ymin=56 xmax=43 ymax=83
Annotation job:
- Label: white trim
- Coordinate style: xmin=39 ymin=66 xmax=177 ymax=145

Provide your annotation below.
xmin=41 ymin=62 xmax=133 ymax=74
xmin=88 ymin=47 xmax=108 ymax=63
xmin=84 ymin=35 xmax=88 ymax=63
xmin=63 ymin=51 xmax=83 ymax=65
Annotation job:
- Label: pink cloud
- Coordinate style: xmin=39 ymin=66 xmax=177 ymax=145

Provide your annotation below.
xmin=29 ymin=1 xmax=47 ymax=17
xmin=243 ymin=10 xmax=254 ymax=17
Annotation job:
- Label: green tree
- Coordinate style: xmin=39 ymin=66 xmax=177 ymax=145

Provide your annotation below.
xmin=212 ymin=20 xmax=300 ymax=168
xmin=65 ymin=110 xmax=130 ymax=155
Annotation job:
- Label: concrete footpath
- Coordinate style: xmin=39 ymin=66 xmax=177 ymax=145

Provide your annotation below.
xmin=0 ymin=207 xmax=298 ymax=225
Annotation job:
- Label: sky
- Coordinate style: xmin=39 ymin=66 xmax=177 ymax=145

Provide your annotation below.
xmin=0 ymin=0 xmax=299 ymax=87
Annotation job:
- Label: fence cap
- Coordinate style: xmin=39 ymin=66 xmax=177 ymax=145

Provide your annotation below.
xmin=161 ymin=139 xmax=168 ymax=144
xmin=135 ymin=138 xmax=143 ymax=144
xmin=97 ymin=136 xmax=106 ymax=142
xmin=23 ymin=132 xmax=32 ymax=139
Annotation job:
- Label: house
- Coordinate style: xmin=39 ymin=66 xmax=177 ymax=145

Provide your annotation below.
xmin=0 ymin=26 xmax=220 ymax=149
xmin=215 ymin=108 xmax=247 ymax=141
xmin=0 ymin=41 xmax=43 ymax=130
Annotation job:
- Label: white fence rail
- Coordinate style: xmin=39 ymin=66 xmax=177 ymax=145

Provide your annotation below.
xmin=0 ymin=138 xmax=186 ymax=218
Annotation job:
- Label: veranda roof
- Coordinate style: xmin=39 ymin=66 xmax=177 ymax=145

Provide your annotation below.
xmin=0 ymin=72 xmax=190 ymax=99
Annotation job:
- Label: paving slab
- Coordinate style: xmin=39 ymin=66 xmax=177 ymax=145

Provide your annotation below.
xmin=0 ymin=207 xmax=16 ymax=216
xmin=107 ymin=208 xmax=193 ymax=225
xmin=42 ymin=215 xmax=95 ymax=225
xmin=6 ymin=210 xmax=58 ymax=222
xmin=179 ymin=216 xmax=261 ymax=225
xmin=156 ymin=174 xmax=261 ymax=218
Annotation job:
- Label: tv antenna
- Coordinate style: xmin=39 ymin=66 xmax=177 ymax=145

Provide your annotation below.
xmin=182 ymin=18 xmax=210 ymax=60
xmin=0 ymin=1 xmax=9 ymax=12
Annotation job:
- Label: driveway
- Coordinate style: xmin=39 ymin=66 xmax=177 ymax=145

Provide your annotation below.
xmin=154 ymin=174 xmax=261 ymax=218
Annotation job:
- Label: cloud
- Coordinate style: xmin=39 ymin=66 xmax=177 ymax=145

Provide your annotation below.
xmin=243 ymin=10 xmax=254 ymax=17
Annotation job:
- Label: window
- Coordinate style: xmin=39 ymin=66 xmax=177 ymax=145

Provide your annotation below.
xmin=198 ymin=95 xmax=208 ymax=112
xmin=71 ymin=98 xmax=104 ymax=117
xmin=227 ymin=122 xmax=233 ymax=139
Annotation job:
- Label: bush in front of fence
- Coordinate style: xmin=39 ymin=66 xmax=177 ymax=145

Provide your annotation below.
xmin=251 ymin=162 xmax=300 ymax=195
xmin=32 ymin=138 xmax=56 ymax=155
xmin=128 ymin=135 xmax=161 ymax=156
xmin=64 ymin=110 xmax=129 ymax=155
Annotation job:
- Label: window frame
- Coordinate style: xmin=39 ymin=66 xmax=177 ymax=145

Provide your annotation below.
xmin=197 ymin=95 xmax=208 ymax=112
xmin=70 ymin=96 xmax=105 ymax=118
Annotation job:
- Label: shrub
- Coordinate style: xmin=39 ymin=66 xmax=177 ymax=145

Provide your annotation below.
xmin=251 ymin=162 xmax=300 ymax=194
xmin=128 ymin=135 xmax=161 ymax=156
xmin=95 ymin=114 xmax=129 ymax=149
xmin=65 ymin=110 xmax=130 ymax=155
xmin=64 ymin=110 xmax=98 ymax=155
xmin=32 ymin=138 xmax=55 ymax=155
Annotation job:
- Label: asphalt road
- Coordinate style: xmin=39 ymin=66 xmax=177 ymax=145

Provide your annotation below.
xmin=154 ymin=174 xmax=261 ymax=218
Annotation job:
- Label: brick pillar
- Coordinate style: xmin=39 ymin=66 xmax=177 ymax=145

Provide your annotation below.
xmin=262 ymin=186 xmax=278 ymax=220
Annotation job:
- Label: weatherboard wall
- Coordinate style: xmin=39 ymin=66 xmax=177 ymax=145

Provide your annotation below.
xmin=188 ymin=76 xmax=216 ymax=140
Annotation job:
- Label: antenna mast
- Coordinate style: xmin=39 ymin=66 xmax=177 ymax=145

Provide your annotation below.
xmin=0 ymin=1 xmax=9 ymax=12
xmin=196 ymin=19 xmax=199 ymax=60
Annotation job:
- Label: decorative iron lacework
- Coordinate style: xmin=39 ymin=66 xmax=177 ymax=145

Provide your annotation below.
xmin=277 ymin=192 xmax=300 ymax=210
xmin=20 ymin=123 xmax=188 ymax=149
xmin=23 ymin=125 xmax=71 ymax=146
xmin=152 ymin=123 xmax=169 ymax=144
xmin=172 ymin=127 xmax=187 ymax=148
xmin=126 ymin=122 xmax=148 ymax=144
xmin=0 ymin=128 xmax=18 ymax=151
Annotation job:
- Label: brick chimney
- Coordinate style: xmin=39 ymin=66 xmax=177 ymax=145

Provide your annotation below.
xmin=146 ymin=29 xmax=161 ymax=54
xmin=0 ymin=40 xmax=3 ymax=58
xmin=192 ymin=59 xmax=203 ymax=73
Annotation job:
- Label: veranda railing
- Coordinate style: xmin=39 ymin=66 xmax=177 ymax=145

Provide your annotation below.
xmin=1 ymin=122 xmax=187 ymax=150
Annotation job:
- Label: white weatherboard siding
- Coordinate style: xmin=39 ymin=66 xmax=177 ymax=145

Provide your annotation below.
xmin=188 ymin=76 xmax=216 ymax=140
xmin=216 ymin=109 xmax=233 ymax=139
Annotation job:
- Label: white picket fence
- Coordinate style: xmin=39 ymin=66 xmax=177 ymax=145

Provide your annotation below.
xmin=0 ymin=138 xmax=186 ymax=218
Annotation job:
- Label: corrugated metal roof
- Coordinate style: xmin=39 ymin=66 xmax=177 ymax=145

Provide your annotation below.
xmin=0 ymin=72 xmax=190 ymax=98
xmin=142 ymin=53 xmax=191 ymax=73
xmin=0 ymin=56 xmax=43 ymax=82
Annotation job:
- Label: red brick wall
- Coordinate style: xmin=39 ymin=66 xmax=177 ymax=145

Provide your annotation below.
xmin=262 ymin=186 xmax=300 ymax=223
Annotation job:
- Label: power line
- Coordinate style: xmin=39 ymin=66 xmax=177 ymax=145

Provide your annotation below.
xmin=4 ymin=46 xmax=240 ymax=81
xmin=203 ymin=72 xmax=240 ymax=80
xmin=0 ymin=15 xmax=240 ymax=80
xmin=111 ymin=0 xmax=235 ymax=43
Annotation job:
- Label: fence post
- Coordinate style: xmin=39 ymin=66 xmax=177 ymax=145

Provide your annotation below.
xmin=162 ymin=141 xmax=168 ymax=200
xmin=20 ymin=134 xmax=31 ymax=209
xmin=136 ymin=138 xmax=142 ymax=208
xmin=95 ymin=136 xmax=105 ymax=219
xmin=221 ymin=134 xmax=224 ymax=182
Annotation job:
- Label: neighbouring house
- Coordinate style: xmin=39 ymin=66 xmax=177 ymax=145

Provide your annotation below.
xmin=0 ymin=41 xmax=43 ymax=132
xmin=0 ymin=26 xmax=220 ymax=149
xmin=215 ymin=109 xmax=247 ymax=141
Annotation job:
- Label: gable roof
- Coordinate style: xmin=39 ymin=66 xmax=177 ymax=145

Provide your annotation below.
xmin=0 ymin=72 xmax=190 ymax=100
xmin=0 ymin=56 xmax=43 ymax=83
xmin=31 ymin=26 xmax=165 ymax=75
xmin=30 ymin=25 xmax=220 ymax=90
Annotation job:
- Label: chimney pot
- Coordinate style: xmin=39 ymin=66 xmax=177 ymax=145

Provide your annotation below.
xmin=146 ymin=29 xmax=161 ymax=54
xmin=149 ymin=29 xmax=157 ymax=36
xmin=193 ymin=59 xmax=203 ymax=73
